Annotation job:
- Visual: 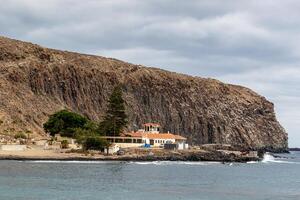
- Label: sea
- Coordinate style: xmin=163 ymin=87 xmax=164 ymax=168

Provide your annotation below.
xmin=0 ymin=152 xmax=299 ymax=200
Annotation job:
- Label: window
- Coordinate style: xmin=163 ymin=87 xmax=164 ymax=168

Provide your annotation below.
xmin=125 ymin=139 xmax=132 ymax=143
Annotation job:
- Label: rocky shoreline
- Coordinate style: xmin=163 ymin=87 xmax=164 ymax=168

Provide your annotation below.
xmin=0 ymin=149 xmax=261 ymax=163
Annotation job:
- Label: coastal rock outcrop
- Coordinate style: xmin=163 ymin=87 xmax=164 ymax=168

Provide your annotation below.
xmin=0 ymin=36 xmax=288 ymax=151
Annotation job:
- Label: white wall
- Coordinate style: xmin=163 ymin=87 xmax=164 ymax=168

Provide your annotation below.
xmin=114 ymin=143 xmax=143 ymax=148
xmin=178 ymin=142 xmax=189 ymax=150
xmin=104 ymin=145 xmax=120 ymax=154
xmin=150 ymin=139 xmax=175 ymax=147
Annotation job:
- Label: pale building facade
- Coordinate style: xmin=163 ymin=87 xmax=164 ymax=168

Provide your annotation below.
xmin=104 ymin=123 xmax=188 ymax=150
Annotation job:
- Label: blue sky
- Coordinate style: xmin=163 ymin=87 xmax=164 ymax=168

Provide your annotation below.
xmin=1 ymin=0 xmax=299 ymax=146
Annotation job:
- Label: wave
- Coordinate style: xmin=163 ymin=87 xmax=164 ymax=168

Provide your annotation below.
xmin=22 ymin=160 xmax=223 ymax=166
xmin=19 ymin=154 xmax=300 ymax=165
xmin=262 ymin=153 xmax=276 ymax=163
xmin=130 ymin=161 xmax=222 ymax=166
xmin=261 ymin=153 xmax=298 ymax=164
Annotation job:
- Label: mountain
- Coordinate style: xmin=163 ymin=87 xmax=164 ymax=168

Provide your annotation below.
xmin=0 ymin=36 xmax=288 ymax=152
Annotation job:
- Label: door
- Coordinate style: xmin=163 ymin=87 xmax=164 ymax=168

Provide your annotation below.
xmin=150 ymin=139 xmax=154 ymax=145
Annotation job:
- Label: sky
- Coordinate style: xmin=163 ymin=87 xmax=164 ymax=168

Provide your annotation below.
xmin=0 ymin=0 xmax=299 ymax=147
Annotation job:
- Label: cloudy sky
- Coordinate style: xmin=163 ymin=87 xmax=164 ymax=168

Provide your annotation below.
xmin=1 ymin=0 xmax=299 ymax=146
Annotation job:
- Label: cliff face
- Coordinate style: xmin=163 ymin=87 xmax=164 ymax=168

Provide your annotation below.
xmin=0 ymin=36 xmax=288 ymax=151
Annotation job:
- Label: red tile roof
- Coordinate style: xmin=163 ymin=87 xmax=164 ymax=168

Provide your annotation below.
xmin=124 ymin=132 xmax=186 ymax=140
xmin=144 ymin=133 xmax=186 ymax=140
xmin=122 ymin=132 xmax=143 ymax=137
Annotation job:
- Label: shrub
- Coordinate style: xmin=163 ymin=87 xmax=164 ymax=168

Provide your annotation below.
xmin=74 ymin=128 xmax=95 ymax=144
xmin=14 ymin=132 xmax=27 ymax=139
xmin=74 ymin=128 xmax=109 ymax=151
xmin=61 ymin=140 xmax=69 ymax=149
xmin=83 ymin=136 xmax=108 ymax=151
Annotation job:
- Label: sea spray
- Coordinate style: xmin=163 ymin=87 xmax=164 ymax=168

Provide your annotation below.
xmin=261 ymin=153 xmax=297 ymax=164
xmin=262 ymin=153 xmax=275 ymax=163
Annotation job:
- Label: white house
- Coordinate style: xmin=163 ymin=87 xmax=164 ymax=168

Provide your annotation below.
xmin=103 ymin=123 xmax=188 ymax=150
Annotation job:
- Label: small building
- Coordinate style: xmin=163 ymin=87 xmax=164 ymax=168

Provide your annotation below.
xmin=164 ymin=142 xmax=188 ymax=150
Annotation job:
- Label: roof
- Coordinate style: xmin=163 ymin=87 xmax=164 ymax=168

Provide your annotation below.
xmin=122 ymin=131 xmax=143 ymax=137
xmin=143 ymin=123 xmax=160 ymax=127
xmin=124 ymin=132 xmax=186 ymax=140
xmin=143 ymin=133 xmax=186 ymax=140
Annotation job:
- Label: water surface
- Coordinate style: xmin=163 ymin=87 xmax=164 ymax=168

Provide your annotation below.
xmin=0 ymin=152 xmax=299 ymax=200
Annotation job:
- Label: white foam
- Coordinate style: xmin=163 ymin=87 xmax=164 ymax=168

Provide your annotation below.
xmin=262 ymin=153 xmax=297 ymax=164
xmin=22 ymin=160 xmax=221 ymax=165
xmin=247 ymin=161 xmax=259 ymax=164
xmin=262 ymin=153 xmax=276 ymax=163
xmin=130 ymin=161 xmax=221 ymax=166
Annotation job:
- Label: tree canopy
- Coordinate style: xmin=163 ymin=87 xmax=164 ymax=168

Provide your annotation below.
xmin=43 ymin=109 xmax=89 ymax=137
xmin=43 ymin=109 xmax=110 ymax=150
xmin=99 ymin=85 xmax=128 ymax=136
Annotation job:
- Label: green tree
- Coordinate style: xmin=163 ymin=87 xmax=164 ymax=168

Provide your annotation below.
xmin=74 ymin=128 xmax=109 ymax=151
xmin=99 ymin=85 xmax=128 ymax=136
xmin=43 ymin=109 xmax=88 ymax=137
xmin=83 ymin=136 xmax=108 ymax=151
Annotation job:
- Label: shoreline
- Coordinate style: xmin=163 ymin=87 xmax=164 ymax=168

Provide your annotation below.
xmin=0 ymin=149 xmax=261 ymax=163
xmin=0 ymin=155 xmax=260 ymax=162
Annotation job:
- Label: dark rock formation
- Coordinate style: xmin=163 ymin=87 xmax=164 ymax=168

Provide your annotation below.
xmin=0 ymin=36 xmax=288 ymax=151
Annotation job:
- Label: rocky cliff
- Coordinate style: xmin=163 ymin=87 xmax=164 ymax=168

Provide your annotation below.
xmin=0 ymin=36 xmax=288 ymax=151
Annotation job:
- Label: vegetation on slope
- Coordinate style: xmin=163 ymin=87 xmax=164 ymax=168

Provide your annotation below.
xmin=43 ymin=86 xmax=128 ymax=150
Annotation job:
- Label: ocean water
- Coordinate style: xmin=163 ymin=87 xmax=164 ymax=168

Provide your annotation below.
xmin=0 ymin=152 xmax=299 ymax=200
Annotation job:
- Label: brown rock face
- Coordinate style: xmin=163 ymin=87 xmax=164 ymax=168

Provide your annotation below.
xmin=0 ymin=36 xmax=288 ymax=151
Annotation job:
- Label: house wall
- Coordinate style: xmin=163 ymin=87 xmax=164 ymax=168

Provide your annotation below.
xmin=143 ymin=138 xmax=175 ymax=147
xmin=178 ymin=141 xmax=189 ymax=150
xmin=114 ymin=143 xmax=143 ymax=148
xmin=104 ymin=145 xmax=120 ymax=154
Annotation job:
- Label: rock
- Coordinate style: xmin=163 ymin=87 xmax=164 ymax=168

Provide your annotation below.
xmin=0 ymin=36 xmax=288 ymax=152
